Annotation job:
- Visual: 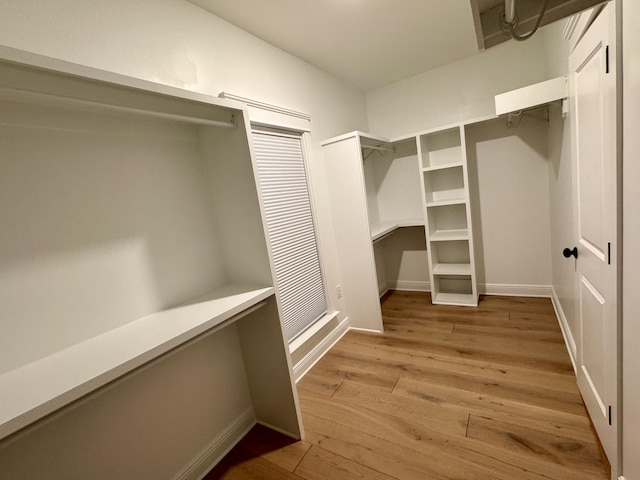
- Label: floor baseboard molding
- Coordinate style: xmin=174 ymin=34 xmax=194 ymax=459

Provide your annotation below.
xmin=551 ymin=286 xmax=577 ymax=374
xmin=292 ymin=317 xmax=349 ymax=382
xmin=388 ymin=280 xmax=430 ymax=292
xmin=174 ymin=408 xmax=256 ymax=480
xmin=478 ymin=283 xmax=552 ymax=297
xmin=387 ymin=282 xmax=550 ymax=297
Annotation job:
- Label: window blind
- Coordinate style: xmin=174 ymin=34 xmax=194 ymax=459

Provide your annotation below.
xmin=252 ymin=130 xmax=327 ymax=341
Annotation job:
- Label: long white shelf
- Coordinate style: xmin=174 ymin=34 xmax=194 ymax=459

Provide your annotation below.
xmin=495 ymin=76 xmax=568 ymax=116
xmin=0 ymin=283 xmax=274 ymax=440
xmin=371 ymin=218 xmax=424 ymax=242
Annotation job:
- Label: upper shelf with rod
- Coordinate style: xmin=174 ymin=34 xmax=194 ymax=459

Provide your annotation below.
xmin=495 ymin=75 xmax=568 ymax=116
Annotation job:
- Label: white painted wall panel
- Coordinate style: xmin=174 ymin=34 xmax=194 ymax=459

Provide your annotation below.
xmin=465 ymin=118 xmax=552 ymax=288
xmin=366 ymin=35 xmax=548 ymax=138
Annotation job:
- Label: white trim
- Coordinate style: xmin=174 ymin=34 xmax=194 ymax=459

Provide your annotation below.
xmin=562 ymin=13 xmax=580 ymax=40
xmin=219 ymin=92 xmax=310 ymax=132
xmin=349 ymin=326 xmax=384 ymax=334
xmin=478 ymin=283 xmax=552 ymax=297
xmin=289 ymin=311 xmax=338 ymax=354
xmin=293 ymin=317 xmax=349 ymax=382
xmin=255 ymin=420 xmax=301 ymax=440
xmin=174 ymin=408 xmax=256 ymax=480
xmin=219 ymin=92 xmax=310 ymax=121
xmin=551 ymin=287 xmax=578 ymax=374
xmin=388 ymin=280 xmax=431 ymax=292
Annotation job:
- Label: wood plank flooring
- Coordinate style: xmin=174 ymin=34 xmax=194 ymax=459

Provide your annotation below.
xmin=205 ymin=291 xmax=608 ymax=480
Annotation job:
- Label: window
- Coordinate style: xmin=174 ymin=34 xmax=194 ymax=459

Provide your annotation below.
xmin=251 ymin=128 xmax=327 ymax=341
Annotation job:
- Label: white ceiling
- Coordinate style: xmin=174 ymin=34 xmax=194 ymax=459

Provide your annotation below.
xmin=188 ymin=0 xmax=482 ymax=91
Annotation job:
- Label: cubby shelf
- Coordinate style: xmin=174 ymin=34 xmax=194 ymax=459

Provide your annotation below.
xmin=418 ymin=124 xmax=478 ymax=307
xmin=429 ymin=229 xmax=469 ymax=241
xmin=425 ymin=198 xmax=467 ymax=208
xmin=432 ymin=263 xmax=472 ymax=275
xmin=433 ymin=292 xmax=478 ymax=306
xmin=422 ymin=161 xmax=464 ymax=172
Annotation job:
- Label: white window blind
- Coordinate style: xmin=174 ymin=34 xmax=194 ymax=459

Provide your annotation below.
xmin=252 ymin=130 xmax=327 ymax=341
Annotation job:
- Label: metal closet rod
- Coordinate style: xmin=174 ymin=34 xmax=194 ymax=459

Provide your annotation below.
xmin=0 ymin=86 xmax=237 ymax=129
xmin=362 ymin=144 xmax=394 ymax=152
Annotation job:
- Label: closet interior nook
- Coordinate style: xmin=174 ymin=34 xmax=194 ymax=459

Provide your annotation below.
xmin=0 ymin=46 xmax=302 ymax=448
xmin=322 ymin=122 xmax=482 ymax=312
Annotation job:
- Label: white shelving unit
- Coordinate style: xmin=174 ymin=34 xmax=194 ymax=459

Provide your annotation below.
xmin=418 ymin=125 xmax=478 ymax=306
xmin=0 ymin=45 xmax=302 ymax=471
xmin=321 ymin=131 xmax=424 ymax=326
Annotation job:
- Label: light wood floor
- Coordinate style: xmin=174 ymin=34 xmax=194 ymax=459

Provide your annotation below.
xmin=205 ymin=291 xmax=608 ymax=480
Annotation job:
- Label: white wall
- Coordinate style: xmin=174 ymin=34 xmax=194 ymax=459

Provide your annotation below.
xmin=0 ymin=0 xmax=369 ymax=477
xmin=465 ymin=117 xmax=552 ymax=291
xmin=366 ymin=35 xmax=549 ymax=138
xmin=541 ymin=21 xmax=578 ymax=363
xmin=0 ymin=0 xmax=369 ymax=327
xmin=380 ymin=228 xmax=429 ymax=292
xmin=622 ymin=0 xmax=640 ymax=478
xmin=366 ymin=37 xmax=554 ymax=292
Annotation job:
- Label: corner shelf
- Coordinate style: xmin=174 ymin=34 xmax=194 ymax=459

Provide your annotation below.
xmin=370 ymin=218 xmax=424 ymax=242
xmin=418 ymin=124 xmax=478 ymax=307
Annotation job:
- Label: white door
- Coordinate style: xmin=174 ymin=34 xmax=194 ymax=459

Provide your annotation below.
xmin=569 ymin=4 xmax=618 ymax=475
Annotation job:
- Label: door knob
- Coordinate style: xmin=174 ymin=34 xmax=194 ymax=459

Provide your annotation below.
xmin=563 ymin=247 xmax=578 ymax=259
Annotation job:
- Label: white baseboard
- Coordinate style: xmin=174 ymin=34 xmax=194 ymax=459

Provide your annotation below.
xmin=388 ymin=280 xmax=430 ymax=292
xmin=174 ymin=408 xmax=256 ymax=480
xmin=478 ymin=283 xmax=552 ymax=297
xmin=256 ymin=420 xmax=300 ymax=440
xmin=292 ymin=317 xmax=349 ymax=382
xmin=386 ymin=281 xmax=550 ymax=297
xmin=551 ymin=286 xmax=577 ymax=374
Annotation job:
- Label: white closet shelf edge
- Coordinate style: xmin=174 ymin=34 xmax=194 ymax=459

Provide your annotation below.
xmin=0 ymin=283 xmax=274 ymax=441
xmin=371 ymin=219 xmax=425 ymax=241
xmin=433 ymin=292 xmax=478 ymax=306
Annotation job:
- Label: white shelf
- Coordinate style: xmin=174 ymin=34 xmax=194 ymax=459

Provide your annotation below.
xmin=371 ymin=218 xmax=424 ymax=242
xmin=429 ymin=229 xmax=469 ymax=241
xmin=432 ymin=292 xmax=478 ymax=306
xmin=432 ymin=263 xmax=472 ymax=276
xmin=495 ymin=76 xmax=568 ymax=116
xmin=426 ymin=198 xmax=467 ymax=208
xmin=371 ymin=222 xmax=399 ymax=241
xmin=0 ymin=283 xmax=274 ymax=441
xmin=422 ymin=161 xmax=464 ymax=172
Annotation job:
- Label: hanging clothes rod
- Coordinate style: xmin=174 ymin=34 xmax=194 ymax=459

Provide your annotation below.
xmin=362 ymin=144 xmax=394 ymax=152
xmin=0 ymin=86 xmax=237 ymax=129
xmin=506 ymin=104 xmax=550 ymax=128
